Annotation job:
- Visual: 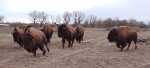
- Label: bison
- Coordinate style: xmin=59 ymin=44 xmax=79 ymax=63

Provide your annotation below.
xmin=58 ymin=24 xmax=76 ymax=48
xmin=75 ymin=25 xmax=85 ymax=43
xmin=40 ymin=25 xmax=54 ymax=44
xmin=107 ymin=26 xmax=138 ymax=51
xmin=13 ymin=25 xmax=49 ymax=56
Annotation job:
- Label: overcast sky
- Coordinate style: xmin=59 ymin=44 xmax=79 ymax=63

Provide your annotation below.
xmin=0 ymin=0 xmax=150 ymax=23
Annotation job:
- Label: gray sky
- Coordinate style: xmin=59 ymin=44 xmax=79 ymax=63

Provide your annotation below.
xmin=0 ymin=0 xmax=150 ymax=23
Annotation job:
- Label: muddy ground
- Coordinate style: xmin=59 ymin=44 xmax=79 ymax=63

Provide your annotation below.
xmin=0 ymin=27 xmax=150 ymax=68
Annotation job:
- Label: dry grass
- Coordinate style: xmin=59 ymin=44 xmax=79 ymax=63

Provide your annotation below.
xmin=0 ymin=27 xmax=150 ymax=68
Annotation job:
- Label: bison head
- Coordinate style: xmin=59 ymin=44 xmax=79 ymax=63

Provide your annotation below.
xmin=57 ymin=24 xmax=67 ymax=37
xmin=12 ymin=26 xmax=25 ymax=47
xmin=107 ymin=28 xmax=118 ymax=42
xmin=12 ymin=26 xmax=33 ymax=48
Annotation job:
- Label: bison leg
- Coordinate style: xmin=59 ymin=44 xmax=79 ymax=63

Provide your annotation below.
xmin=68 ymin=39 xmax=74 ymax=48
xmin=127 ymin=41 xmax=131 ymax=50
xmin=76 ymin=35 xmax=80 ymax=43
xmin=79 ymin=36 xmax=81 ymax=43
xmin=116 ymin=43 xmax=121 ymax=48
xmin=81 ymin=33 xmax=84 ymax=41
xmin=120 ymin=43 xmax=127 ymax=52
xmin=134 ymin=41 xmax=137 ymax=49
xmin=43 ymin=39 xmax=49 ymax=52
xmin=68 ymin=40 xmax=71 ymax=48
xmin=76 ymin=37 xmax=79 ymax=43
xmin=80 ymin=34 xmax=84 ymax=43
xmin=120 ymin=46 xmax=124 ymax=52
xmin=62 ymin=38 xmax=65 ymax=48
xmin=47 ymin=38 xmax=50 ymax=43
xmin=39 ymin=45 xmax=46 ymax=56
xmin=45 ymin=44 xmax=49 ymax=52
xmin=33 ymin=49 xmax=37 ymax=56
xmin=133 ymin=33 xmax=138 ymax=50
xmin=71 ymin=39 xmax=74 ymax=48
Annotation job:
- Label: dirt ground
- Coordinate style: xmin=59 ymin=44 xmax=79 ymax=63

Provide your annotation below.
xmin=0 ymin=27 xmax=150 ymax=68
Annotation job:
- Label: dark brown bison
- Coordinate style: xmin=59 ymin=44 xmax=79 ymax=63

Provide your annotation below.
xmin=75 ymin=25 xmax=85 ymax=43
xmin=107 ymin=26 xmax=138 ymax=51
xmin=40 ymin=25 xmax=54 ymax=44
xmin=58 ymin=24 xmax=76 ymax=48
xmin=13 ymin=25 xmax=49 ymax=56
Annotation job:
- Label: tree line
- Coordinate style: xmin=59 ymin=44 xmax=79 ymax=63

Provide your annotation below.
xmin=0 ymin=10 xmax=149 ymax=28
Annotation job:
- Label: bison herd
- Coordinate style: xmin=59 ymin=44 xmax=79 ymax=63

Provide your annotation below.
xmin=12 ymin=24 xmax=139 ymax=56
xmin=12 ymin=24 xmax=85 ymax=56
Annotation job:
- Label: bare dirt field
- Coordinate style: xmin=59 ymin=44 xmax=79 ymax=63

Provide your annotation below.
xmin=0 ymin=27 xmax=150 ymax=68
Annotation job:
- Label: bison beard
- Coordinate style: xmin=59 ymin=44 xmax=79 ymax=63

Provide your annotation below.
xmin=58 ymin=24 xmax=76 ymax=48
xmin=107 ymin=26 xmax=138 ymax=51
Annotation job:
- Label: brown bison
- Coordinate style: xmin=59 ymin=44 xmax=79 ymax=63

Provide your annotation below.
xmin=107 ymin=26 xmax=138 ymax=51
xmin=75 ymin=25 xmax=85 ymax=43
xmin=58 ymin=24 xmax=76 ymax=48
xmin=12 ymin=25 xmax=49 ymax=56
xmin=40 ymin=25 xmax=54 ymax=44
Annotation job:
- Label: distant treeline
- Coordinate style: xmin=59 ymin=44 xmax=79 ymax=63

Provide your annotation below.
xmin=0 ymin=11 xmax=150 ymax=28
xmin=82 ymin=18 xmax=148 ymax=28
xmin=3 ymin=19 xmax=148 ymax=28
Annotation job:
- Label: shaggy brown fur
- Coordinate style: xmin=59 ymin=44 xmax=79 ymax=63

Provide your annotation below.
xmin=107 ymin=26 xmax=138 ymax=51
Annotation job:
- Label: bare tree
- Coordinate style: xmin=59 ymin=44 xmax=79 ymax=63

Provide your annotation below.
xmin=56 ymin=15 xmax=62 ymax=24
xmin=103 ymin=18 xmax=113 ymax=27
xmin=38 ymin=11 xmax=49 ymax=25
xmin=49 ymin=15 xmax=56 ymax=24
xmin=63 ymin=12 xmax=71 ymax=24
xmin=29 ymin=11 xmax=49 ymax=26
xmin=29 ymin=11 xmax=39 ymax=24
xmin=0 ymin=16 xmax=4 ymax=23
xmin=87 ymin=15 xmax=97 ymax=27
xmin=83 ymin=19 xmax=89 ymax=27
xmin=95 ymin=19 xmax=102 ymax=28
xmin=72 ymin=11 xmax=85 ymax=25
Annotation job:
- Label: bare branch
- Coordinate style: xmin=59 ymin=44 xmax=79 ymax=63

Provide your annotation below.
xmin=72 ymin=11 xmax=85 ymax=25
xmin=29 ymin=11 xmax=49 ymax=26
xmin=63 ymin=12 xmax=71 ymax=24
